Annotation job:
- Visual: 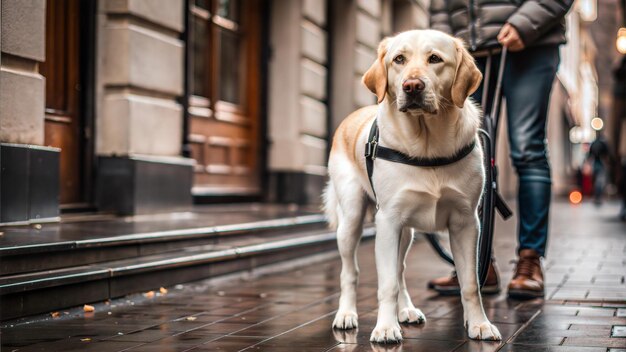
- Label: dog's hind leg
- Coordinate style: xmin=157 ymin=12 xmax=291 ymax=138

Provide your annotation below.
xmin=331 ymin=180 xmax=367 ymax=330
xmin=397 ymin=228 xmax=425 ymax=324
xmin=449 ymin=214 xmax=501 ymax=341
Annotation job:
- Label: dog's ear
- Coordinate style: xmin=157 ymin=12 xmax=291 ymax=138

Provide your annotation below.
xmin=363 ymin=37 xmax=390 ymax=104
xmin=451 ymin=39 xmax=482 ymax=108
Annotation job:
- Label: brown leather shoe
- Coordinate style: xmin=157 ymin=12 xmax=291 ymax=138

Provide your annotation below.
xmin=508 ymin=249 xmax=545 ymax=299
xmin=427 ymin=259 xmax=500 ymax=295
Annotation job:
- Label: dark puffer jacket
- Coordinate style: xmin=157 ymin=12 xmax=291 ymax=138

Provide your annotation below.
xmin=430 ymin=0 xmax=574 ymax=52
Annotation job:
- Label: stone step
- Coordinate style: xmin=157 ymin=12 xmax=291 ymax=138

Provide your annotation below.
xmin=0 ymin=227 xmax=375 ymax=320
xmin=0 ymin=213 xmax=326 ymax=276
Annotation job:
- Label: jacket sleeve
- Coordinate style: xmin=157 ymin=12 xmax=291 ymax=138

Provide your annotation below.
xmin=429 ymin=0 xmax=452 ymax=34
xmin=507 ymin=0 xmax=574 ymax=46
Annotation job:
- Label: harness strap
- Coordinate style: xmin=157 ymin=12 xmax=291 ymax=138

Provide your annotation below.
xmin=365 ymin=119 xmax=380 ymax=205
xmin=365 ymin=118 xmax=477 ymax=205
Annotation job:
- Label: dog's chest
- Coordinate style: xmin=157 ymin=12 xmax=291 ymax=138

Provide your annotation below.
xmin=374 ymin=159 xmax=483 ymax=232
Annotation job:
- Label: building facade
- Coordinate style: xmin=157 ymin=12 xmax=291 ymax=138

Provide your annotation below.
xmin=0 ymin=0 xmax=429 ymax=225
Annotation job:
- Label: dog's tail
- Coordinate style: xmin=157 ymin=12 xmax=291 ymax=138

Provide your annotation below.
xmin=322 ymin=181 xmax=338 ymax=230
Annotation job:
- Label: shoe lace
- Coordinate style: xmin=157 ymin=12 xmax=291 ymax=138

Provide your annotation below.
xmin=514 ymin=257 xmax=537 ymax=278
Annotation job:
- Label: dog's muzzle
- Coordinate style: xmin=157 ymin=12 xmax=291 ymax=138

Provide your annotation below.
xmin=398 ymin=78 xmax=437 ymax=114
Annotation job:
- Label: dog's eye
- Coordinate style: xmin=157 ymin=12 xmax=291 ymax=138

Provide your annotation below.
xmin=393 ymin=55 xmax=406 ymax=65
xmin=428 ymin=54 xmax=443 ymax=64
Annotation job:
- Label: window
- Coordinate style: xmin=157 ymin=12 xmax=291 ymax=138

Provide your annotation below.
xmin=189 ymin=0 xmax=245 ymax=116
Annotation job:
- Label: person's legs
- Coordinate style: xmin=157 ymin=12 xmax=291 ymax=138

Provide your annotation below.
xmin=503 ymin=45 xmax=560 ymax=298
xmin=503 ymin=45 xmax=559 ymax=257
xmin=593 ymin=164 xmax=606 ymax=205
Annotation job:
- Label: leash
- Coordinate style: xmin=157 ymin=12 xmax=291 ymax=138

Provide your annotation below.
xmin=365 ymin=119 xmax=477 ymax=207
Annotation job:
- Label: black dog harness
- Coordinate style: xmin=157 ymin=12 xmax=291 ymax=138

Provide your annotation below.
xmin=365 ymin=118 xmax=477 ymax=207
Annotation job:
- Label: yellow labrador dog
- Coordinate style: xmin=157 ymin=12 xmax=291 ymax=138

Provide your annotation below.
xmin=324 ymin=29 xmax=501 ymax=343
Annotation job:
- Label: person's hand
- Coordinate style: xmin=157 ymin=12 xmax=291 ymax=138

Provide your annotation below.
xmin=497 ymin=23 xmax=525 ymax=52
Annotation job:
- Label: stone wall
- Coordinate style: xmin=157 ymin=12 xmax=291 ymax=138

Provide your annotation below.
xmin=96 ymin=0 xmax=185 ymax=157
xmin=329 ymin=0 xmax=380 ymax=134
xmin=0 ymin=0 xmax=59 ymax=224
xmin=0 ymin=0 xmax=46 ymax=145
xmin=268 ymin=0 xmax=328 ymax=176
xmin=267 ymin=0 xmax=330 ymax=203
xmin=94 ymin=0 xmax=192 ymax=214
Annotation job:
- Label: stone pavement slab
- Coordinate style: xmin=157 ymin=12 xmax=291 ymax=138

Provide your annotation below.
xmin=1 ymin=200 xmax=625 ymax=351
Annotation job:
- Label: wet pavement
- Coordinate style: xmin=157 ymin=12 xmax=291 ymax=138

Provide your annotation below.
xmin=1 ymin=200 xmax=625 ymax=351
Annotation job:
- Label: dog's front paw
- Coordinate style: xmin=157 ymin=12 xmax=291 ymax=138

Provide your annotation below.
xmin=467 ymin=321 xmax=501 ymax=341
xmin=332 ymin=311 xmax=358 ymax=330
xmin=398 ymin=307 xmax=426 ymax=324
xmin=370 ymin=323 xmax=403 ymax=343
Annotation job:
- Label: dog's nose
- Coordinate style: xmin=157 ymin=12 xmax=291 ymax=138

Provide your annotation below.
xmin=402 ymin=78 xmax=425 ymax=94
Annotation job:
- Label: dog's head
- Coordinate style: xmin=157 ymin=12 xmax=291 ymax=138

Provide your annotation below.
xmin=363 ymin=30 xmax=482 ymax=114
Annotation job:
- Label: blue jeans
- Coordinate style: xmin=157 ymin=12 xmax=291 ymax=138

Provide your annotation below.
xmin=472 ymin=45 xmax=560 ymax=257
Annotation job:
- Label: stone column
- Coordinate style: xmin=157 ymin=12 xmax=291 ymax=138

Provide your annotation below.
xmin=267 ymin=0 xmax=329 ymax=204
xmin=95 ymin=0 xmax=193 ymax=214
xmin=0 ymin=0 xmax=60 ymax=224
xmin=329 ymin=0 xmax=381 ymax=133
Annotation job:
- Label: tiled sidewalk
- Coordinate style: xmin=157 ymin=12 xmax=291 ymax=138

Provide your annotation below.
xmin=1 ymin=200 xmax=625 ymax=351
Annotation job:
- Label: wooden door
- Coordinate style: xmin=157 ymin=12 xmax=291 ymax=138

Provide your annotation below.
xmin=187 ymin=0 xmax=262 ymax=196
xmin=40 ymin=0 xmax=85 ymax=206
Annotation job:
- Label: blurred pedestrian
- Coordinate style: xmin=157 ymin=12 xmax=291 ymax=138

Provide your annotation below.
xmin=429 ymin=0 xmax=574 ymax=299
xmin=618 ymin=122 xmax=626 ymax=221
xmin=587 ymin=132 xmax=611 ymax=205
xmin=574 ymin=160 xmax=593 ymax=198
xmin=615 ymin=57 xmax=626 ymax=220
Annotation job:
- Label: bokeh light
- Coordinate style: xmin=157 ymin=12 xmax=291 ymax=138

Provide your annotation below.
xmin=617 ymin=28 xmax=626 ymax=54
xmin=569 ymin=190 xmax=583 ymax=204
xmin=590 ymin=117 xmax=603 ymax=130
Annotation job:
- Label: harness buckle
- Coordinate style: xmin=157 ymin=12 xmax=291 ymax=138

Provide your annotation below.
xmin=365 ymin=140 xmax=378 ymax=160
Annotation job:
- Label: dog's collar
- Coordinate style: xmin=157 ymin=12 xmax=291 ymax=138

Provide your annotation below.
xmin=365 ymin=118 xmax=477 ymax=206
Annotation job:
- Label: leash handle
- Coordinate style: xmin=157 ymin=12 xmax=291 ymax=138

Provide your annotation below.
xmin=491 ymin=47 xmax=507 ymax=125
xmin=481 ymin=54 xmax=492 ymax=110
xmin=480 ymin=46 xmax=507 ymax=157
